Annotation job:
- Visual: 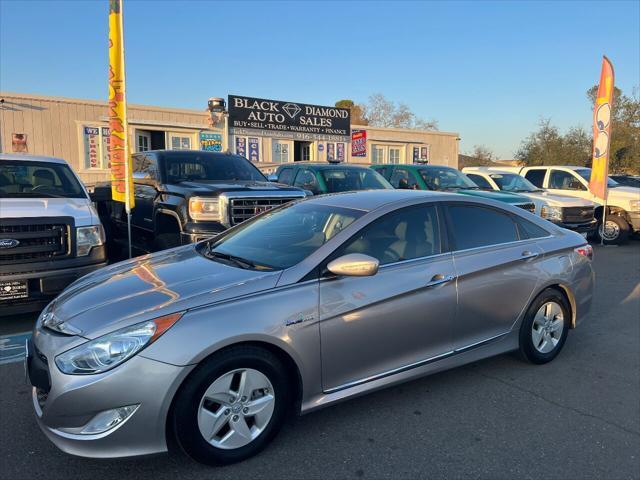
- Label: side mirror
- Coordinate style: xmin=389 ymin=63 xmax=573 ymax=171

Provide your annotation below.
xmin=267 ymin=174 xmax=278 ymax=182
xmin=327 ymin=253 xmax=379 ymax=277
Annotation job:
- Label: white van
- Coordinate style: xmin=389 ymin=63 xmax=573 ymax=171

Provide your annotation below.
xmin=0 ymin=154 xmax=107 ymax=315
xmin=480 ymin=165 xmax=640 ymax=244
xmin=463 ymin=168 xmax=597 ymax=237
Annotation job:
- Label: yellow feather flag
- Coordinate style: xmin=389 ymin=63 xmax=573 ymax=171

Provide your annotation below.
xmin=108 ymin=0 xmax=134 ymax=210
xmin=588 ymin=56 xmax=615 ymax=201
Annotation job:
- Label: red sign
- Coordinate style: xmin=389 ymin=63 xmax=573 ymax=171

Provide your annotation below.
xmin=351 ymin=130 xmax=367 ymax=157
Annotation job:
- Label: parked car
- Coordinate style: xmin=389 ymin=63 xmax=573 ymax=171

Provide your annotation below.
xmin=271 ymin=162 xmax=392 ymax=194
xmin=609 ymin=174 xmax=640 ymax=189
xmin=485 ymin=165 xmax=640 ymax=244
xmin=28 ymin=190 xmax=594 ymax=465
xmin=463 ymin=168 xmax=597 ymax=236
xmin=372 ymin=164 xmax=536 ymax=213
xmin=0 ymin=154 xmax=107 ymax=316
xmin=92 ymin=150 xmax=306 ymax=254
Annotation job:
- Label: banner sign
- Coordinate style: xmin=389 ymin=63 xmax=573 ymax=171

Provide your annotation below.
xmin=83 ymin=127 xmax=100 ymax=168
xmin=200 ymin=132 xmax=222 ymax=151
xmin=337 ymin=143 xmax=345 ymax=162
xmin=588 ymin=56 xmax=615 ymax=201
xmin=327 ymin=143 xmax=335 ymax=162
xmin=108 ymin=0 xmax=134 ymax=209
xmin=101 ymin=127 xmax=111 ymax=168
xmin=413 ymin=147 xmax=419 ymax=162
xmin=351 ymin=130 xmax=367 ymax=157
xmin=235 ymin=137 xmax=247 ymax=157
xmin=248 ymin=137 xmax=260 ymax=162
xmin=228 ymin=95 xmax=351 ymax=142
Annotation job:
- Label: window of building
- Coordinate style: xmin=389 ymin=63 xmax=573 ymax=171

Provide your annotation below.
xmin=389 ymin=147 xmax=401 ymax=163
xmin=447 ymin=205 xmax=518 ymax=250
xmin=339 ymin=205 xmax=441 ymax=265
xmin=137 ymin=131 xmax=151 ymax=152
xmin=372 ymin=145 xmax=385 ymax=164
xmin=272 ymin=141 xmax=291 ymax=163
xmin=81 ymin=125 xmax=111 ymax=170
xmin=524 ymin=169 xmax=546 ymax=188
xmin=168 ymin=133 xmax=193 ymax=150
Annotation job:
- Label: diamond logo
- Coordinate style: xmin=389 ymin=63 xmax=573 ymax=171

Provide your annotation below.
xmin=282 ymin=103 xmax=302 ymax=119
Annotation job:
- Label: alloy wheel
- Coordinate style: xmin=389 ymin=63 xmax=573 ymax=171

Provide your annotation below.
xmin=197 ymin=368 xmax=275 ymax=450
xmin=531 ymin=301 xmax=564 ymax=354
xmin=599 ymin=220 xmax=620 ymax=241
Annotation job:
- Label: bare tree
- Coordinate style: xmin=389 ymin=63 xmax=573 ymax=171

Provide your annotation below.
xmin=363 ymin=94 xmax=438 ymax=130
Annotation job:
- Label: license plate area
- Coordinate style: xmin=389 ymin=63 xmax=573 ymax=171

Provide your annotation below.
xmin=0 ymin=280 xmax=29 ymax=301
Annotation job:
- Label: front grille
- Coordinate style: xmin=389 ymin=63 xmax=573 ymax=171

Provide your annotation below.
xmin=516 ymin=203 xmax=536 ymax=214
xmin=562 ymin=206 xmax=595 ymax=224
xmin=229 ymin=197 xmax=299 ymax=226
xmin=0 ymin=221 xmax=71 ymax=264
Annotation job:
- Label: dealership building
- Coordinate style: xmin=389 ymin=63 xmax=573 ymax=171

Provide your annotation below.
xmin=0 ymin=92 xmax=459 ymax=184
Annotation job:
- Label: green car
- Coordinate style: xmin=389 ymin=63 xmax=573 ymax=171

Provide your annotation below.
xmin=272 ymin=163 xmax=393 ymax=195
xmin=371 ymin=164 xmax=535 ymax=213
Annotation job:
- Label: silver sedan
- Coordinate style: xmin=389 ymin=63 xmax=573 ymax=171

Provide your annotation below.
xmin=28 ymin=190 xmax=594 ymax=465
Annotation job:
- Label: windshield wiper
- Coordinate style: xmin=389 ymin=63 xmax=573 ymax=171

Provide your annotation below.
xmin=205 ymin=247 xmax=275 ymax=271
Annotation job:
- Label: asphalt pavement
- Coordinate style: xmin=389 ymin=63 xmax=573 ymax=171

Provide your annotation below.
xmin=0 ymin=241 xmax=638 ymax=480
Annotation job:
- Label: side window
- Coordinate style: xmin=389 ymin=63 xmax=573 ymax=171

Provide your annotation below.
xmin=339 ymin=205 xmax=441 ymax=265
xmin=447 ymin=205 xmax=518 ymax=250
xmin=549 ymin=170 xmax=586 ymax=191
xmin=524 ymin=169 xmax=546 ymax=188
xmin=133 ymin=154 xmax=159 ymax=180
xmin=516 ymin=217 xmax=550 ymax=239
xmin=389 ymin=168 xmax=418 ymax=190
xmin=466 ymin=173 xmax=493 ymax=190
xmin=374 ymin=167 xmax=389 ymax=179
xmin=278 ymin=168 xmax=294 ymax=185
xmin=294 ymin=169 xmax=320 ymax=194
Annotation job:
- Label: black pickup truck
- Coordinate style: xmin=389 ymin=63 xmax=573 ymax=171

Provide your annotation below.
xmin=93 ymin=150 xmax=306 ymax=254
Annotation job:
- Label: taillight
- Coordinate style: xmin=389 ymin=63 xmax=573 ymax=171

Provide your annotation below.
xmin=574 ymin=244 xmax=593 ymax=261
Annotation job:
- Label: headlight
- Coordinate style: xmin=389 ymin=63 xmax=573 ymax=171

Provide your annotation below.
xmin=541 ymin=205 xmax=563 ymax=222
xmin=630 ymin=200 xmax=640 ymax=212
xmin=55 ymin=312 xmax=183 ymax=375
xmin=76 ymin=225 xmax=105 ymax=256
xmin=189 ymin=197 xmax=221 ymax=221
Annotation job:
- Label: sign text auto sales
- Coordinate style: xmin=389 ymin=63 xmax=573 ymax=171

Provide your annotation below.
xmin=228 ymin=95 xmax=351 ymax=142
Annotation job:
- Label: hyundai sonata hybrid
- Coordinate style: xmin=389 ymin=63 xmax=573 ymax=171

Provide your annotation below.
xmin=28 ymin=190 xmax=594 ymax=465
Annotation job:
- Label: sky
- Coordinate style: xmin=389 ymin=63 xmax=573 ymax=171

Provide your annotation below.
xmin=1 ymin=0 xmax=638 ymax=159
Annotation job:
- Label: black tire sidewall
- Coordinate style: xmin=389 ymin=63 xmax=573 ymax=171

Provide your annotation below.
xmin=598 ymin=215 xmax=630 ymax=245
xmin=519 ymin=289 xmax=570 ymax=364
xmin=172 ymin=347 xmax=290 ymax=466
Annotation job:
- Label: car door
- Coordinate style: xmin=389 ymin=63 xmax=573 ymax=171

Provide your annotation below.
xmin=444 ymin=202 xmax=544 ymax=349
xmin=319 ymin=204 xmax=457 ymax=392
xmin=131 ymin=153 xmax=160 ymax=245
xmin=547 ymin=169 xmax=592 ymax=201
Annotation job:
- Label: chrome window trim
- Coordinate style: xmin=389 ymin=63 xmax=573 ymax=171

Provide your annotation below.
xmin=449 ymin=235 xmax=553 ymax=257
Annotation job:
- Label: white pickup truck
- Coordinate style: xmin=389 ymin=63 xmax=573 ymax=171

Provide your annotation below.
xmin=480 ymin=165 xmax=640 ymax=244
xmin=0 ymin=154 xmax=107 ymax=315
xmin=463 ymin=168 xmax=597 ymax=237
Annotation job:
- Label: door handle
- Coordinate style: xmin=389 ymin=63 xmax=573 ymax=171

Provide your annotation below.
xmin=520 ymin=251 xmax=539 ymax=260
xmin=426 ymin=274 xmax=455 ymax=288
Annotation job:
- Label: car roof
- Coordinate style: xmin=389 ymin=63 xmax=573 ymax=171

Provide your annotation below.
xmin=302 ymin=189 xmax=453 ymax=212
xmin=280 ymin=163 xmax=372 ymax=170
xmin=0 ymin=153 xmax=68 ymax=164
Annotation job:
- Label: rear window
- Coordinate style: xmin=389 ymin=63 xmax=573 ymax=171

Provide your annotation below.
xmin=447 ymin=205 xmax=519 ymax=250
xmin=524 ymin=169 xmax=546 ymax=188
xmin=0 ymin=160 xmax=86 ymax=198
xmin=320 ymin=168 xmax=391 ymax=192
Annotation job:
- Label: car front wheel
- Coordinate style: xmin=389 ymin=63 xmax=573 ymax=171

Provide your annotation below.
xmin=597 ymin=214 xmax=630 ymax=245
xmin=171 ymin=346 xmax=291 ymax=465
xmin=518 ymin=289 xmax=570 ymax=364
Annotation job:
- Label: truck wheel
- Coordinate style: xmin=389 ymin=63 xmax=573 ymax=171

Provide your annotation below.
xmin=154 ymin=233 xmax=180 ymax=251
xmin=597 ymin=215 xmax=630 ymax=245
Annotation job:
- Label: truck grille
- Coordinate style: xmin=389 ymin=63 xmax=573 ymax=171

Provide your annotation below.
xmin=229 ymin=197 xmax=299 ymax=226
xmin=562 ymin=207 xmax=595 ymax=224
xmin=516 ymin=203 xmax=536 ymax=214
xmin=0 ymin=220 xmax=71 ymax=264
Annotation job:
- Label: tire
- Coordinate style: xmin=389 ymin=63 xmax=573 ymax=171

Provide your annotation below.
xmin=153 ymin=233 xmax=180 ymax=251
xmin=171 ymin=346 xmax=291 ymax=465
xmin=596 ymin=214 xmax=630 ymax=245
xmin=518 ymin=289 xmax=570 ymax=364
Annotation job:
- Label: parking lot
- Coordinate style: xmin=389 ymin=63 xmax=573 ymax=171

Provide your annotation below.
xmin=0 ymin=240 xmax=637 ymax=480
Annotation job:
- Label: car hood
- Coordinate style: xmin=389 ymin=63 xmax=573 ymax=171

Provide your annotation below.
xmin=0 ymin=197 xmax=96 ymax=225
xmin=517 ymin=191 xmax=594 ymax=207
xmin=166 ymin=180 xmax=305 ymax=195
xmin=50 ymin=245 xmax=281 ymax=339
xmin=457 ymin=189 xmax=529 ymax=204
xmin=608 ymin=186 xmax=640 ymax=202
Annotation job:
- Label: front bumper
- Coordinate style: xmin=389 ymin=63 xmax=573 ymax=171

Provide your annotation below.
xmin=628 ymin=212 xmax=640 ymax=232
xmin=180 ymin=221 xmax=226 ymax=245
xmin=0 ymin=254 xmax=107 ymax=316
xmin=28 ymin=330 xmax=192 ymax=458
xmin=552 ymin=218 xmax=598 ymax=234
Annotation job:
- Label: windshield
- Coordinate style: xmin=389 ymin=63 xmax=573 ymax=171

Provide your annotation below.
xmin=202 ymin=202 xmax=364 ymax=270
xmin=575 ymin=168 xmax=619 ymax=187
xmin=320 ymin=168 xmax=392 ymax=192
xmin=0 ymin=160 xmax=87 ymax=198
xmin=419 ymin=167 xmax=478 ymax=191
xmin=490 ymin=173 xmax=540 ymax=192
xmin=163 ymin=152 xmax=266 ymax=183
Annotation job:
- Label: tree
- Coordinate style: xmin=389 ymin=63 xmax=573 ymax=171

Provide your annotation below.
xmin=361 ymin=94 xmax=438 ymax=130
xmin=469 ymin=144 xmax=495 ymax=164
xmin=334 ymin=99 xmax=368 ymax=125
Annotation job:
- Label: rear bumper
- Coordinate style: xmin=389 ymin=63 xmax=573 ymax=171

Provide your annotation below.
xmin=0 ymin=256 xmax=107 ymax=316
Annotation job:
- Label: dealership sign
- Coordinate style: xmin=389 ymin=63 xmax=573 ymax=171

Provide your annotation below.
xmin=351 ymin=130 xmax=367 ymax=157
xmin=228 ymin=95 xmax=351 ymax=142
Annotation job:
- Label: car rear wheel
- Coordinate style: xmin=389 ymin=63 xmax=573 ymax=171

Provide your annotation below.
xmin=171 ymin=346 xmax=290 ymax=465
xmin=597 ymin=215 xmax=630 ymax=245
xmin=518 ymin=289 xmax=569 ymax=364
